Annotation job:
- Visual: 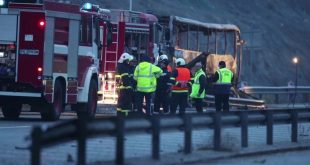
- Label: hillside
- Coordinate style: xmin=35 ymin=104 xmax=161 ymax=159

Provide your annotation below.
xmin=75 ymin=0 xmax=310 ymax=86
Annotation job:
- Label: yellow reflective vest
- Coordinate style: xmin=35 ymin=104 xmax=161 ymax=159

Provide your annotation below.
xmin=216 ymin=68 xmax=233 ymax=84
xmin=134 ymin=62 xmax=162 ymax=92
xmin=190 ymin=69 xmax=206 ymax=98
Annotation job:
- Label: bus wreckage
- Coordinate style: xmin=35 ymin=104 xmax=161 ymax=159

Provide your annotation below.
xmin=158 ymin=16 xmax=265 ymax=109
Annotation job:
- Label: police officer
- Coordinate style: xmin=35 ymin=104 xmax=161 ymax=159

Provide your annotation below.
xmin=170 ymin=58 xmax=191 ymax=115
xmin=134 ymin=55 xmax=162 ymax=115
xmin=190 ymin=62 xmax=206 ymax=113
xmin=154 ymin=55 xmax=171 ymax=114
xmin=212 ymin=61 xmax=233 ymax=112
xmin=116 ymin=53 xmax=135 ymax=116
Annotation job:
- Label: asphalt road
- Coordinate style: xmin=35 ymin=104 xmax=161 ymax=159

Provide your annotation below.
xmin=194 ymin=149 xmax=310 ymax=165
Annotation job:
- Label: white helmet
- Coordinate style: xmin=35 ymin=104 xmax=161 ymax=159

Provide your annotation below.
xmin=118 ymin=53 xmax=133 ymax=63
xmin=158 ymin=54 xmax=168 ymax=62
xmin=175 ymin=58 xmax=186 ymax=66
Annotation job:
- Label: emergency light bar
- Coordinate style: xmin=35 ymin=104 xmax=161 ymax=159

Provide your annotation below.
xmin=81 ymin=3 xmax=110 ymax=14
xmin=82 ymin=2 xmax=91 ymax=10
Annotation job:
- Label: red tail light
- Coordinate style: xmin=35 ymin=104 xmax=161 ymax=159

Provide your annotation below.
xmin=37 ymin=67 xmax=43 ymax=72
xmin=38 ymin=20 xmax=46 ymax=28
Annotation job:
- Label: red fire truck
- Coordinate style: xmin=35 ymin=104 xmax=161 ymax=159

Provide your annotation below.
xmin=0 ymin=1 xmax=112 ymax=120
xmin=98 ymin=7 xmax=162 ymax=103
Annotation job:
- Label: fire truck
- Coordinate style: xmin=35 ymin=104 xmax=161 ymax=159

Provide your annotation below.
xmin=98 ymin=7 xmax=162 ymax=103
xmin=0 ymin=0 xmax=112 ymax=120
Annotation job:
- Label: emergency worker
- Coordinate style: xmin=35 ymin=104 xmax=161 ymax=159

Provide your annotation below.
xmin=212 ymin=61 xmax=233 ymax=112
xmin=129 ymin=56 xmax=138 ymax=111
xmin=170 ymin=58 xmax=191 ymax=115
xmin=190 ymin=62 xmax=206 ymax=113
xmin=134 ymin=55 xmax=162 ymax=115
xmin=116 ymin=53 xmax=135 ymax=116
xmin=154 ymin=55 xmax=171 ymax=114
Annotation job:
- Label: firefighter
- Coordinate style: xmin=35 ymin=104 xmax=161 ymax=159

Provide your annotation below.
xmin=190 ymin=62 xmax=206 ymax=113
xmin=116 ymin=53 xmax=135 ymax=116
xmin=134 ymin=55 xmax=162 ymax=115
xmin=170 ymin=58 xmax=191 ymax=115
xmin=211 ymin=61 xmax=233 ymax=112
xmin=154 ymin=55 xmax=171 ymax=114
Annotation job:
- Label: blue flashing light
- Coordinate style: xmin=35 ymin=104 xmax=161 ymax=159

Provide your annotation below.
xmin=83 ymin=3 xmax=92 ymax=10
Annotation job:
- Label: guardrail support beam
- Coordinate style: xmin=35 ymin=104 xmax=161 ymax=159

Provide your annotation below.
xmin=78 ymin=117 xmax=87 ymax=165
xmin=275 ymin=94 xmax=279 ymax=104
xmin=116 ymin=116 xmax=125 ymax=165
xmin=184 ymin=115 xmax=192 ymax=154
xmin=31 ymin=126 xmax=42 ymax=165
xmin=303 ymin=94 xmax=308 ymax=102
xmin=214 ymin=112 xmax=222 ymax=150
xmin=240 ymin=111 xmax=248 ymax=147
xmin=152 ymin=116 xmax=160 ymax=160
xmin=291 ymin=110 xmax=298 ymax=142
xmin=266 ymin=111 xmax=273 ymax=145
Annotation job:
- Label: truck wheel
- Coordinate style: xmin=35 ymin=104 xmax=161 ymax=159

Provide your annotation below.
xmin=76 ymin=79 xmax=98 ymax=119
xmin=41 ymin=80 xmax=64 ymax=121
xmin=2 ymin=104 xmax=22 ymax=119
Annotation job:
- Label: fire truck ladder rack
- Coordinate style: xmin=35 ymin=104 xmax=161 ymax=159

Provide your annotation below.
xmin=101 ymin=24 xmax=119 ymax=104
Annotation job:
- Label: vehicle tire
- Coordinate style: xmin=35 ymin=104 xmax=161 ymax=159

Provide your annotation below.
xmin=76 ymin=79 xmax=98 ymax=119
xmin=2 ymin=103 xmax=22 ymax=120
xmin=40 ymin=80 xmax=64 ymax=121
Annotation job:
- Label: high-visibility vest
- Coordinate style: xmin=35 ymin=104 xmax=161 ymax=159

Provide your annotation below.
xmin=190 ymin=69 xmax=206 ymax=98
xmin=172 ymin=67 xmax=191 ymax=92
xmin=134 ymin=62 xmax=162 ymax=92
xmin=216 ymin=68 xmax=233 ymax=84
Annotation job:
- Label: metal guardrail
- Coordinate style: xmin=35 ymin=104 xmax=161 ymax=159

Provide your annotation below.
xmin=30 ymin=108 xmax=310 ymax=165
xmin=205 ymin=94 xmax=265 ymax=108
xmin=240 ymin=86 xmax=310 ymax=104
xmin=240 ymin=86 xmax=310 ymax=94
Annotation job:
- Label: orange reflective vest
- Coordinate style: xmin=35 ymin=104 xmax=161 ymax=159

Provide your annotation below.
xmin=167 ymin=65 xmax=172 ymax=73
xmin=172 ymin=67 xmax=191 ymax=92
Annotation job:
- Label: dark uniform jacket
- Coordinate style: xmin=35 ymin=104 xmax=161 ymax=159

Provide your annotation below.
xmin=116 ymin=63 xmax=135 ymax=89
xmin=156 ymin=65 xmax=171 ymax=94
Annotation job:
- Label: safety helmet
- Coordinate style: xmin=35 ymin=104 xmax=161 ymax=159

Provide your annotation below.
xmin=118 ymin=53 xmax=133 ymax=63
xmin=175 ymin=58 xmax=186 ymax=66
xmin=158 ymin=54 xmax=168 ymax=62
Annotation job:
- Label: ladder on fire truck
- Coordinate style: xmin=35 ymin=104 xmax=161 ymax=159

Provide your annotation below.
xmin=101 ymin=23 xmax=119 ymax=104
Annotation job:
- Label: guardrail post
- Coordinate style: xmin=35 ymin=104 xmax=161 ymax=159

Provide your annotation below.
xmin=116 ymin=116 xmax=125 ymax=165
xmin=184 ymin=115 xmax=192 ymax=154
xmin=78 ymin=117 xmax=87 ymax=165
xmin=213 ymin=112 xmax=222 ymax=150
xmin=303 ymin=94 xmax=308 ymax=103
xmin=31 ymin=126 xmax=42 ymax=165
xmin=240 ymin=111 xmax=248 ymax=147
xmin=266 ymin=110 xmax=273 ymax=145
xmin=291 ymin=110 xmax=298 ymax=142
xmin=275 ymin=94 xmax=279 ymax=104
xmin=151 ymin=116 xmax=160 ymax=160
